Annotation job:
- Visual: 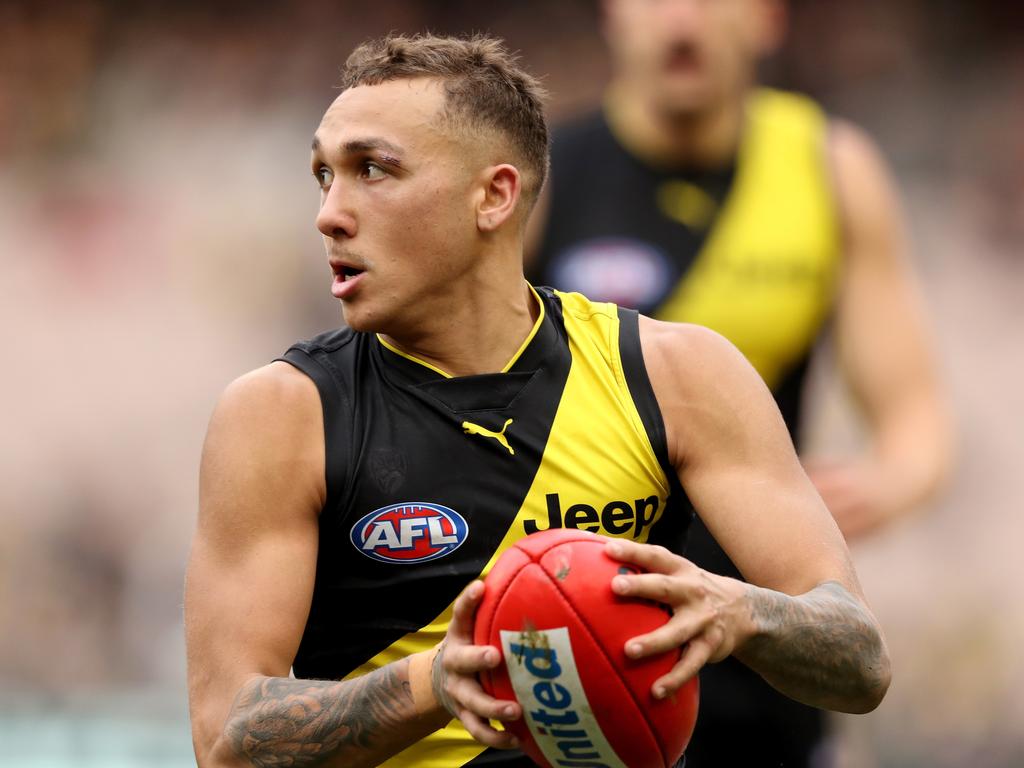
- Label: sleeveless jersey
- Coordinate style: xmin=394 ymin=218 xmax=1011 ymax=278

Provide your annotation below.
xmin=533 ymin=89 xmax=842 ymax=767
xmin=533 ymin=87 xmax=841 ymax=435
xmin=278 ymin=287 xmax=689 ymax=768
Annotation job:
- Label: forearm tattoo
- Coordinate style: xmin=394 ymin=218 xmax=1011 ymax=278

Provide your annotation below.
xmin=225 ymin=662 xmax=415 ymax=767
xmin=741 ymin=580 xmax=889 ymax=710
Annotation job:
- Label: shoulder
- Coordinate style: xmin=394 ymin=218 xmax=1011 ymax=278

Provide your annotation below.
xmin=826 ymin=119 xmax=901 ymax=211
xmin=637 ymin=316 xmax=782 ymax=462
xmin=827 ymin=118 xmax=887 ymax=169
xmin=825 ymin=119 xmax=906 ymax=252
xmin=215 ymin=361 xmax=321 ymax=424
xmin=201 ymin=362 xmax=326 ymax=522
xmin=284 ymin=326 xmax=360 ymax=367
xmin=204 ymin=362 xmax=324 ymax=479
xmin=638 ymin=316 xmax=758 ymax=395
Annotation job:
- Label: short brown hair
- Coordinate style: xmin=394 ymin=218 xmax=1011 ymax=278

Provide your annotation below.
xmin=340 ymin=33 xmax=549 ymax=204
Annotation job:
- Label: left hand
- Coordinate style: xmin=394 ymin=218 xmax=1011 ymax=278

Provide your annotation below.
xmin=604 ymin=539 xmax=753 ymax=699
xmin=804 ymin=459 xmax=899 ymax=540
xmin=431 ymin=580 xmax=521 ymax=749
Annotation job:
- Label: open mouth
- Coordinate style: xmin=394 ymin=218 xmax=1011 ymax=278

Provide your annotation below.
xmin=333 ymin=263 xmax=365 ymax=281
xmin=330 ymin=262 xmax=365 ymax=299
xmin=665 ymin=43 xmax=702 ymax=73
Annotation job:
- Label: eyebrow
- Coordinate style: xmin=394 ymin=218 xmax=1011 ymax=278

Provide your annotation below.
xmin=311 ymin=135 xmax=405 ymax=160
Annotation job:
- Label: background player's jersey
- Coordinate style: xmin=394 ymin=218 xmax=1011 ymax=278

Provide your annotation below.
xmin=533 ymin=87 xmax=841 ymax=435
xmin=533 ymin=89 xmax=842 ymax=767
xmin=278 ymin=287 xmax=690 ymax=768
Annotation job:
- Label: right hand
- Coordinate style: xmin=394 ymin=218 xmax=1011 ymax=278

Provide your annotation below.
xmin=432 ymin=580 xmax=522 ymax=749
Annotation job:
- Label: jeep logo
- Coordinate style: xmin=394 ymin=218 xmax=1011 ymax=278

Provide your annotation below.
xmin=523 ymin=493 xmax=660 ymax=539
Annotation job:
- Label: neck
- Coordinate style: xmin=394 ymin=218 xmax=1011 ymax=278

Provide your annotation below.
xmin=378 ymin=268 xmax=539 ymax=378
xmin=605 ymin=79 xmax=748 ymax=169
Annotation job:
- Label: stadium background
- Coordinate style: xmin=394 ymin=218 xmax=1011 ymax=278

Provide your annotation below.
xmin=1 ymin=1 xmax=1022 ymax=765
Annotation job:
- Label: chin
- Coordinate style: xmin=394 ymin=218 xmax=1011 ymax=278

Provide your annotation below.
xmin=653 ymin=77 xmax=719 ymax=116
xmin=339 ymin=302 xmax=382 ymax=334
xmin=341 ymin=299 xmax=411 ymax=337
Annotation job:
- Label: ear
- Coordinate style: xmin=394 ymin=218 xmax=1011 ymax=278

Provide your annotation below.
xmin=476 ymin=164 xmax=522 ymax=233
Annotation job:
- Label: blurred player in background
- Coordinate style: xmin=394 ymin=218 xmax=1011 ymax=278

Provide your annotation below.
xmin=186 ymin=32 xmax=891 ymax=768
xmin=529 ymin=0 xmax=952 ymax=765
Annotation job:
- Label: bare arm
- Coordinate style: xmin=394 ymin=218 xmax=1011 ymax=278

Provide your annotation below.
xmin=185 ymin=362 xmax=447 ymax=768
xmin=616 ymin=319 xmax=890 ymax=713
xmin=807 ymin=121 xmax=954 ymax=539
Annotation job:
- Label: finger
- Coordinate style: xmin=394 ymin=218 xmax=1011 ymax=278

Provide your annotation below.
xmin=449 ymin=677 xmax=522 ymax=722
xmin=449 ymin=580 xmax=486 ymax=641
xmin=612 ymin=570 xmax=686 ymax=604
xmin=651 ymin=638 xmax=712 ymax=699
xmin=623 ymin=608 xmax=711 ymax=659
xmin=445 ymin=642 xmax=502 ymax=675
xmin=458 ymin=708 xmax=520 ymax=750
xmin=605 ymin=539 xmax=683 ymax=575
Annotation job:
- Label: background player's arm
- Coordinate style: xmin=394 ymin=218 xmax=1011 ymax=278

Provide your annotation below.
xmin=185 ymin=362 xmax=448 ymax=768
xmin=615 ymin=319 xmax=890 ymax=712
xmin=806 ymin=120 xmax=954 ymax=538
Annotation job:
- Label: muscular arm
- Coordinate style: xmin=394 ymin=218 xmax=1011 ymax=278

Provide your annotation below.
xmin=736 ymin=580 xmax=889 ymax=712
xmin=635 ymin=318 xmax=891 ymax=712
xmin=185 ymin=363 xmax=447 ymax=768
xmin=221 ymin=659 xmax=443 ymax=767
xmin=809 ymin=121 xmax=954 ymax=538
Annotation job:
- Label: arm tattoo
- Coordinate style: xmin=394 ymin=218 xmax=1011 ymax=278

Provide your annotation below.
xmin=739 ymin=580 xmax=890 ymax=712
xmin=225 ymin=662 xmax=416 ymax=767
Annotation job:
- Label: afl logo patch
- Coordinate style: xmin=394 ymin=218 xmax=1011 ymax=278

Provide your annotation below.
xmin=350 ymin=502 xmax=469 ymax=564
xmin=550 ymin=237 xmax=673 ymax=311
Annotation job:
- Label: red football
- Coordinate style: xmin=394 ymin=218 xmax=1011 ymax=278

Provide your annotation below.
xmin=474 ymin=528 xmax=699 ymax=768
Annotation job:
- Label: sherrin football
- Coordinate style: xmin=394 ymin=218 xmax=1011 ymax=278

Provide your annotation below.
xmin=474 ymin=528 xmax=699 ymax=768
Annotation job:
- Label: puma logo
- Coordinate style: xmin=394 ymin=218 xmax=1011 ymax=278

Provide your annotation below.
xmin=462 ymin=418 xmax=514 ymax=456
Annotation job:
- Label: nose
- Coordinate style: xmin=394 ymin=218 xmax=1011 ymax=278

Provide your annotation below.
xmin=316 ymin=182 xmax=357 ymax=239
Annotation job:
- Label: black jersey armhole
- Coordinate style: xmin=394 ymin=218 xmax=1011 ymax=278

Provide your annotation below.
xmin=276 ymin=347 xmax=347 ymax=517
xmin=616 ymin=307 xmax=693 ymax=547
xmin=617 ymin=307 xmax=674 ymax=480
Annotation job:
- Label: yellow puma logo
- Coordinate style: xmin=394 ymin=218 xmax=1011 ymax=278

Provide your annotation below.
xmin=462 ymin=418 xmax=514 ymax=456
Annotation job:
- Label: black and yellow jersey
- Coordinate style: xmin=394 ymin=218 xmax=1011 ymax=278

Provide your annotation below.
xmin=278 ymin=286 xmax=690 ymax=768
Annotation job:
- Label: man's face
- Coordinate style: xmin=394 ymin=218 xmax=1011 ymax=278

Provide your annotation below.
xmin=604 ymin=0 xmax=780 ymax=116
xmin=311 ymin=78 xmax=482 ymax=334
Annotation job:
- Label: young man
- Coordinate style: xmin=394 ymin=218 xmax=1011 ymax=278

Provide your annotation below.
xmin=530 ymin=2 xmax=952 ymax=764
xmin=185 ymin=34 xmax=890 ymax=768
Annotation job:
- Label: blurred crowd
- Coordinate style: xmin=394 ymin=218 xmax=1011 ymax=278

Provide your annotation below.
xmin=0 ymin=1 xmax=1022 ymax=765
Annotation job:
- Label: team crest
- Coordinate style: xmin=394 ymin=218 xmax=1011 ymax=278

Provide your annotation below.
xmin=550 ymin=237 xmax=673 ymax=310
xmin=350 ymin=502 xmax=469 ymax=564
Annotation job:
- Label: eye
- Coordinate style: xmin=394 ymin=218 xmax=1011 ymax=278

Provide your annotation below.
xmin=313 ymin=165 xmax=333 ymax=187
xmin=360 ymin=161 xmax=387 ymax=181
